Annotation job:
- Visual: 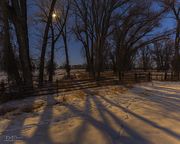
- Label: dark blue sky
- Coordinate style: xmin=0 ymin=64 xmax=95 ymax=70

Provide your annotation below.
xmin=27 ymin=1 xmax=84 ymax=65
xmin=27 ymin=1 xmax=175 ymax=66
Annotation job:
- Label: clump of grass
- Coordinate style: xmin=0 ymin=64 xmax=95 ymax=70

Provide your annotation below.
xmin=73 ymin=91 xmax=86 ymax=100
xmin=110 ymin=87 xmax=128 ymax=94
xmin=62 ymin=95 xmax=67 ymax=103
xmin=61 ymin=91 xmax=86 ymax=104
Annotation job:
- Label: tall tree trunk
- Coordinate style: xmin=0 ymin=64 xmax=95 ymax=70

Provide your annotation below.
xmin=1 ymin=0 xmax=21 ymax=84
xmin=116 ymin=44 xmax=122 ymax=81
xmin=10 ymin=0 xmax=32 ymax=86
xmin=174 ymin=20 xmax=180 ymax=72
xmin=62 ymin=25 xmax=70 ymax=78
xmin=90 ymin=36 xmax=95 ymax=78
xmin=49 ymin=24 xmax=55 ymax=82
xmin=39 ymin=0 xmax=57 ymax=85
xmin=95 ymin=36 xmax=101 ymax=80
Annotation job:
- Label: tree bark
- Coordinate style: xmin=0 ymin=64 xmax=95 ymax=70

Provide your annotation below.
xmin=1 ymin=0 xmax=21 ymax=85
xmin=49 ymin=23 xmax=55 ymax=82
xmin=174 ymin=20 xmax=180 ymax=72
xmin=62 ymin=25 xmax=70 ymax=78
xmin=10 ymin=0 xmax=32 ymax=86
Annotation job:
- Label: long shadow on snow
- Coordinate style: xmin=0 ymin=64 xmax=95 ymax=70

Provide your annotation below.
xmin=94 ymin=91 xmax=180 ymax=140
xmin=66 ymin=90 xmax=151 ymax=144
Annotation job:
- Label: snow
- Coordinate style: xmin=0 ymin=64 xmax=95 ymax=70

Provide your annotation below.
xmin=0 ymin=81 xmax=179 ymax=144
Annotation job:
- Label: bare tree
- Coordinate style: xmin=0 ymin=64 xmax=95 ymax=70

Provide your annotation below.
xmin=152 ymin=39 xmax=174 ymax=71
xmin=113 ymin=0 xmax=172 ymax=80
xmin=160 ymin=0 xmax=180 ymax=72
xmin=0 ymin=0 xmax=21 ymax=84
xmin=56 ymin=0 xmax=71 ymax=79
xmin=73 ymin=0 xmax=95 ymax=77
xmin=73 ymin=0 xmax=129 ymax=79
xmin=7 ymin=0 xmax=33 ymax=86
xmin=137 ymin=46 xmax=152 ymax=71
xmin=38 ymin=0 xmax=57 ymax=84
xmin=35 ymin=0 xmax=70 ymax=82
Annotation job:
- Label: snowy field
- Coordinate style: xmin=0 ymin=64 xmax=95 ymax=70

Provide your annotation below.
xmin=0 ymin=69 xmax=87 ymax=83
xmin=0 ymin=81 xmax=179 ymax=144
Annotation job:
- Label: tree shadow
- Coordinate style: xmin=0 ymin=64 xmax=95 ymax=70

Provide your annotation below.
xmin=0 ymin=93 xmax=37 ymax=143
xmin=24 ymin=94 xmax=56 ymax=144
xmin=1 ymin=82 xmax=179 ymax=144
xmin=134 ymin=86 xmax=180 ymax=113
xmin=0 ymin=89 xmax=56 ymax=144
xmin=92 ymin=90 xmax=180 ymax=140
xmin=64 ymin=90 xmax=151 ymax=144
xmin=153 ymin=85 xmax=180 ymax=93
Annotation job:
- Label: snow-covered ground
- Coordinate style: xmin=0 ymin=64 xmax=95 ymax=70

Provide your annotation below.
xmin=0 ymin=69 xmax=87 ymax=84
xmin=0 ymin=81 xmax=179 ymax=144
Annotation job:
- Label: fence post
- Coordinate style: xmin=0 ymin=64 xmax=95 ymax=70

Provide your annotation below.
xmin=171 ymin=72 xmax=173 ymax=81
xmin=135 ymin=73 xmax=138 ymax=82
xmin=148 ymin=72 xmax=151 ymax=82
xmin=164 ymin=71 xmax=167 ymax=81
xmin=56 ymin=79 xmax=58 ymax=96
xmin=119 ymin=72 xmax=124 ymax=82
xmin=118 ymin=71 xmax=121 ymax=81
xmin=0 ymin=81 xmax=5 ymax=93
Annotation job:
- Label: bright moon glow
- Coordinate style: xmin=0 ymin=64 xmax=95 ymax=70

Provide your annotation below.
xmin=52 ymin=13 xmax=57 ymax=18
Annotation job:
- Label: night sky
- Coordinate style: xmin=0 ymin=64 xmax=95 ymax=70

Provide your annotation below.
xmin=27 ymin=1 xmax=176 ymax=66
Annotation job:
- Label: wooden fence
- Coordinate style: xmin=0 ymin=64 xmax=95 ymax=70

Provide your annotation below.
xmin=120 ymin=71 xmax=180 ymax=83
xmin=0 ymin=77 xmax=118 ymax=101
xmin=0 ymin=71 xmax=180 ymax=102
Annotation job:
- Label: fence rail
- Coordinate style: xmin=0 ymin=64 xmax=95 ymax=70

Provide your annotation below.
xmin=0 ymin=71 xmax=180 ymax=102
xmin=120 ymin=71 xmax=180 ymax=82
xmin=0 ymin=77 xmax=118 ymax=101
